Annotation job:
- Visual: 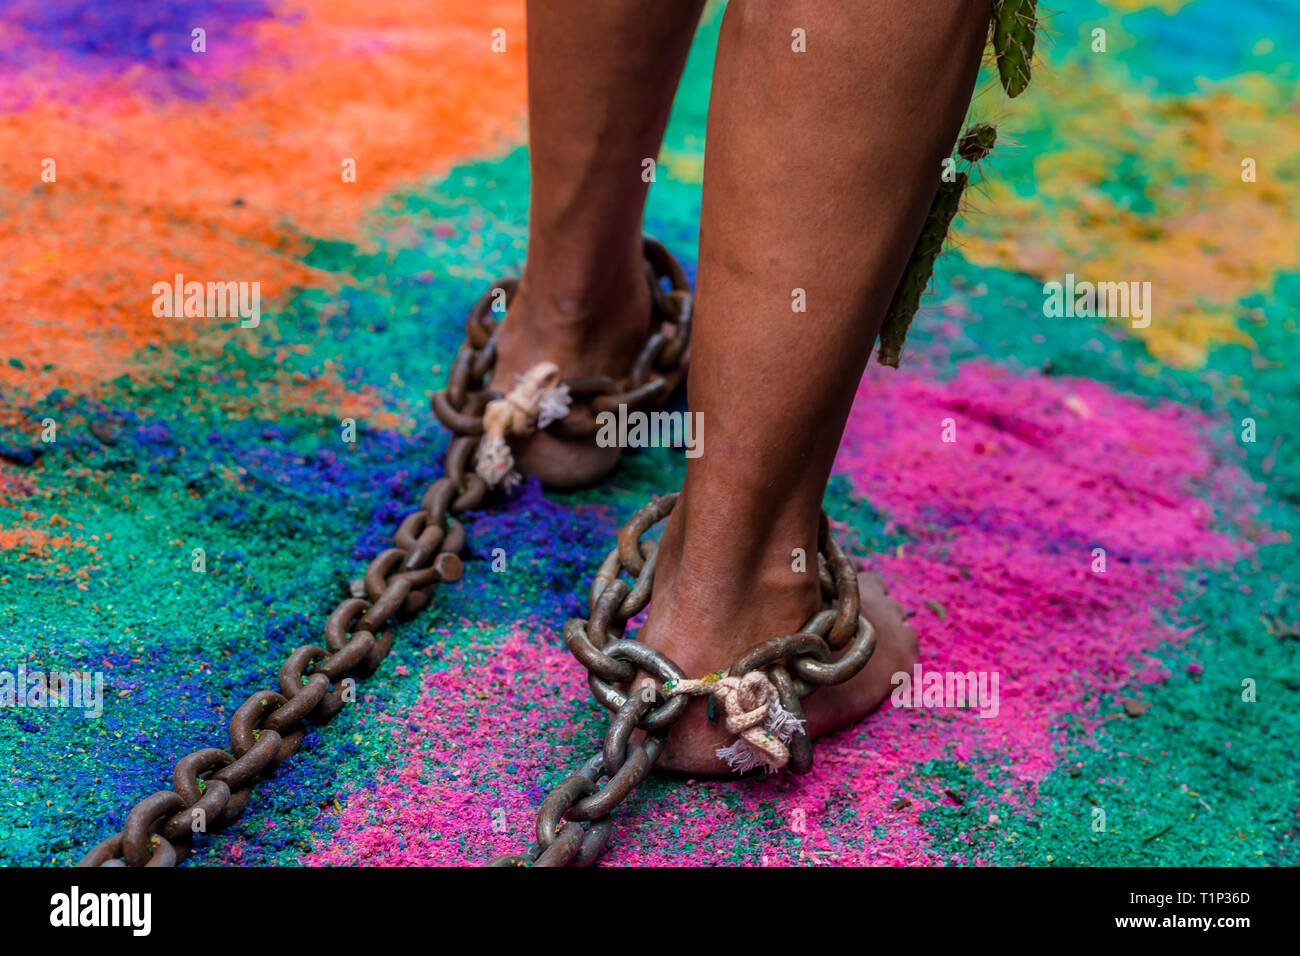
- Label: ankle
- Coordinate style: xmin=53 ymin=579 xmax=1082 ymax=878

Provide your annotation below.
xmin=655 ymin=487 xmax=823 ymax=623
xmin=513 ymin=251 xmax=649 ymax=340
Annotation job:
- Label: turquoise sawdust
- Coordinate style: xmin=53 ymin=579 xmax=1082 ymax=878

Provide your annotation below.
xmin=1 ymin=0 xmax=1297 ymax=865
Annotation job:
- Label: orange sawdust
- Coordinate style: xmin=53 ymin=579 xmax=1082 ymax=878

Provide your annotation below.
xmin=0 ymin=525 xmax=97 ymax=560
xmin=0 ymin=0 xmax=527 ymax=400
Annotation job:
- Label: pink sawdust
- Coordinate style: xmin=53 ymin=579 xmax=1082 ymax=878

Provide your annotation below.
xmin=305 ymin=360 xmax=1252 ymax=866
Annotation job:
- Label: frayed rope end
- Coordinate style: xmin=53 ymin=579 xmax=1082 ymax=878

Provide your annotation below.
xmin=473 ymin=362 xmax=572 ymax=489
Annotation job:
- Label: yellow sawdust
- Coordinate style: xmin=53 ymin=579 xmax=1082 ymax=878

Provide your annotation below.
xmin=959 ymin=66 xmax=1298 ymax=366
xmin=1108 ymin=0 xmax=1195 ymax=12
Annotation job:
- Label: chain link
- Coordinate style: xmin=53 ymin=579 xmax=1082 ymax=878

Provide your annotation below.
xmin=488 ymin=493 xmax=877 ymax=867
xmin=78 ymin=236 xmax=692 ymax=868
xmin=79 ymin=467 xmax=470 ymax=867
xmin=432 ymin=236 xmax=692 ymax=443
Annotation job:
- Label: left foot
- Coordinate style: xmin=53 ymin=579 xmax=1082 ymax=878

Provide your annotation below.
xmin=487 ymin=254 xmax=652 ymax=488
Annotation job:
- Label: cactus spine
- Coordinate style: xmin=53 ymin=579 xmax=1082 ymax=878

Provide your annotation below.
xmin=872 ymin=1 xmax=1038 ymax=368
xmin=957 ymin=121 xmax=998 ymax=164
xmin=875 ymin=172 xmax=967 ymax=369
xmin=992 ymin=0 xmax=1038 ymax=98
xmin=875 ymin=122 xmax=996 ymax=369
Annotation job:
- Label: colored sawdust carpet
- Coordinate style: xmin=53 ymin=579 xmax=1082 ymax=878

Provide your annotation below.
xmin=0 ymin=0 xmax=1297 ymax=866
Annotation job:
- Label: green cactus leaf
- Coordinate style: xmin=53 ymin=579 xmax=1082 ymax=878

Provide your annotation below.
xmin=876 ymin=172 xmax=967 ymax=368
xmin=992 ymin=0 xmax=1038 ymax=98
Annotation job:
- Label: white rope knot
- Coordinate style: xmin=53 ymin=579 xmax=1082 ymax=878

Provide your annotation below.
xmin=668 ymin=670 xmax=805 ymax=773
xmin=474 ymin=362 xmax=572 ymax=490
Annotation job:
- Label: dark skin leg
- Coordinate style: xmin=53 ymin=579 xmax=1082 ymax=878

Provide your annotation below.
xmin=636 ymin=0 xmax=989 ymax=772
xmin=497 ymin=0 xmax=990 ymax=772
xmin=490 ymin=0 xmax=706 ymax=487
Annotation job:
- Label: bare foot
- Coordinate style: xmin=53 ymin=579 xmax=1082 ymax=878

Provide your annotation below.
xmin=633 ymin=514 xmax=918 ymax=775
xmin=488 ymin=268 xmax=652 ymax=489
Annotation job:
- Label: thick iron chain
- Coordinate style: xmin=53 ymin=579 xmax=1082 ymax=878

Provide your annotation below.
xmin=488 ymin=495 xmax=877 ymax=867
xmin=432 ymin=235 xmax=692 ymax=442
xmin=78 ymin=466 xmax=470 ymax=867
xmin=78 ymin=236 xmax=692 ymax=868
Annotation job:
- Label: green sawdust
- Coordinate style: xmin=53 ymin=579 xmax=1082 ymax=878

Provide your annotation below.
xmin=898 ymin=267 xmax=1300 ymax=865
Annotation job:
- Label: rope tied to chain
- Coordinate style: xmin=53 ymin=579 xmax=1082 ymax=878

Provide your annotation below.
xmin=668 ymin=670 xmax=806 ymax=772
xmin=475 ymin=362 xmax=572 ymax=490
xmin=488 ymin=493 xmax=878 ymax=867
xmin=80 ymin=238 xmax=692 ymax=870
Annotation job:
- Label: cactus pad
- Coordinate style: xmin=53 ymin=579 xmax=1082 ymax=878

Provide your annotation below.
xmin=958 ymin=122 xmax=998 ymax=163
xmin=992 ymin=0 xmax=1038 ymax=98
xmin=875 ymin=171 xmax=967 ymax=368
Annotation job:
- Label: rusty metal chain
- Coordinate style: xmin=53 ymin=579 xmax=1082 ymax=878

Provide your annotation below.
xmin=487 ymin=494 xmax=877 ymax=867
xmin=432 ymin=235 xmax=692 ymax=442
xmin=78 ymin=466 xmax=470 ymax=867
xmin=78 ymin=236 xmax=692 ymax=868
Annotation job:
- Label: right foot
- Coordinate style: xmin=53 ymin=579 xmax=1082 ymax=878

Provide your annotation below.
xmin=489 ymin=268 xmax=652 ymax=488
xmin=630 ymin=502 xmax=919 ymax=775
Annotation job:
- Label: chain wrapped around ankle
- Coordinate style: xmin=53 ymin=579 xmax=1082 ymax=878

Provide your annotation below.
xmin=432 ymin=235 xmax=692 ymax=488
xmin=488 ymin=493 xmax=877 ymax=867
xmin=76 ymin=241 xmax=691 ymax=869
